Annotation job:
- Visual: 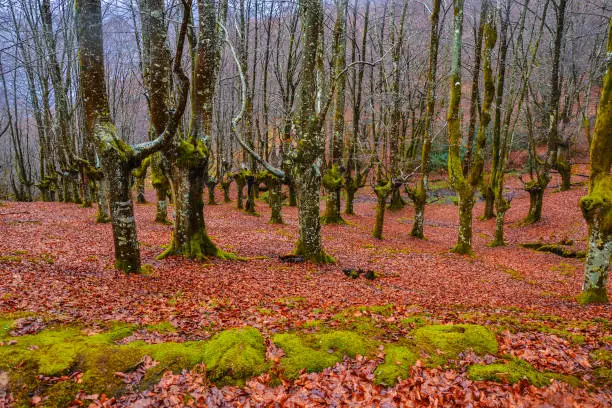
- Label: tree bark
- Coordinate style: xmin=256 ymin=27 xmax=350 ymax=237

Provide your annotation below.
xmin=578 ymin=17 xmax=611 ymax=304
xmin=410 ymin=0 xmax=440 ymax=239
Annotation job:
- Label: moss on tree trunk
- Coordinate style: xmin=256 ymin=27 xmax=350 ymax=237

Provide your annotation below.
xmin=345 ymin=186 xmax=356 ymax=215
xmin=322 ymin=165 xmax=345 ymax=224
xmin=524 ymin=183 xmax=545 ymax=224
xmin=578 ymin=17 xmax=611 ymax=304
xmin=95 ymin=178 xmax=110 ymax=223
xmin=373 ymin=180 xmax=392 ymax=239
xmin=410 ymin=183 xmax=426 ymax=239
xmin=245 ymin=173 xmax=257 ymax=215
xmin=159 ymin=142 xmax=233 ymax=261
xmin=288 ymin=182 xmax=297 ymax=206
xmin=207 ymin=179 xmax=218 ymax=205
xmin=452 ymin=191 xmax=474 ymax=255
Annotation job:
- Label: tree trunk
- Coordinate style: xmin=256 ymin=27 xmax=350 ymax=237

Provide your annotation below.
xmin=410 ymin=186 xmax=426 ymax=239
xmin=410 ymin=0 xmax=441 ymax=239
xmin=207 ymin=179 xmax=218 ymax=205
xmin=388 ymin=188 xmax=405 ymax=211
xmin=245 ymin=173 xmax=257 ymax=214
xmin=524 ymin=183 xmax=545 ymax=224
xmin=454 ymin=190 xmax=474 ymax=255
xmin=268 ymin=177 xmax=283 ymax=224
xmin=345 ymin=185 xmax=356 ymax=215
xmin=151 ymin=154 xmax=170 ymax=223
xmin=373 ymin=181 xmax=392 ymax=239
xmin=556 ymin=140 xmax=571 ymax=191
xmin=322 ymin=166 xmax=344 ymax=224
xmin=491 ymin=193 xmax=509 ymax=247
xmin=288 ymin=182 xmax=297 ymax=206
xmin=106 ymin=161 xmax=140 ymax=272
xmin=221 ymin=177 xmax=232 ymax=202
xmin=293 ymin=167 xmax=331 ymax=262
xmin=578 ymin=17 xmax=611 ymax=304
xmin=235 ymin=172 xmax=246 ymax=209
xmin=447 ymin=0 xmax=492 ymax=255
xmin=96 ymin=178 xmax=111 ymax=223
xmin=159 ymin=157 xmax=229 ymax=260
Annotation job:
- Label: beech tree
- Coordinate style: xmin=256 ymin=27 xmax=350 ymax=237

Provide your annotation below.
xmin=322 ymin=0 xmax=349 ymax=225
xmin=522 ymin=0 xmax=568 ymax=224
xmin=447 ymin=0 xmax=495 ymax=255
xmin=577 ymin=17 xmax=611 ymax=305
xmin=157 ymin=0 xmax=234 ymax=261
xmin=230 ymin=0 xmax=333 ymax=262
xmin=75 ymin=0 xmax=189 ymax=272
xmin=405 ymin=0 xmax=441 ymax=239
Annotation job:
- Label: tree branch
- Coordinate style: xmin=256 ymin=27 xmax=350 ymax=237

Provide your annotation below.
xmin=133 ymin=0 xmax=191 ymax=162
xmin=221 ymin=21 xmax=286 ymax=180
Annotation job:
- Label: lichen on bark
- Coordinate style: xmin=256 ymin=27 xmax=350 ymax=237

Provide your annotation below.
xmin=578 ymin=18 xmax=611 ymax=304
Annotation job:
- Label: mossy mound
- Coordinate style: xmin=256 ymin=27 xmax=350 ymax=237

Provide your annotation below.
xmin=468 ymin=357 xmax=581 ymax=388
xmin=0 ymin=316 xmax=266 ymax=405
xmin=273 ymin=330 xmax=369 ymax=379
xmin=201 ymin=327 xmax=267 ymax=385
xmin=468 ymin=358 xmax=550 ymax=386
xmin=413 ymin=324 xmax=498 ymax=366
xmin=374 ymin=346 xmax=418 ymax=387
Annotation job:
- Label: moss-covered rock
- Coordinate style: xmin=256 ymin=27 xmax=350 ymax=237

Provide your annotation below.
xmin=374 ymin=346 xmax=418 ymax=386
xmin=273 ymin=330 xmax=368 ymax=379
xmin=413 ymin=324 xmax=498 ymax=366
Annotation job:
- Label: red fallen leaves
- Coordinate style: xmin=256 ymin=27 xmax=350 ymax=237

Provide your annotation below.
xmin=0 ymin=171 xmax=610 ymax=405
xmin=499 ymin=331 xmax=593 ymax=375
xmin=8 ymin=317 xmax=46 ymax=336
xmin=78 ymin=356 xmax=611 ymax=407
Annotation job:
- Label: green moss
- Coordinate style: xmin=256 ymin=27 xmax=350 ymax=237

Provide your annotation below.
xmin=468 ymin=358 xmax=550 ymax=386
xmin=331 ymin=308 xmax=384 ymax=337
xmin=275 ymin=296 xmax=306 ymax=308
xmin=374 ymin=346 xmax=418 ymax=386
xmin=577 ymin=288 xmax=609 ymax=304
xmin=468 ymin=357 xmax=582 ymax=388
xmin=0 ymin=318 xmax=268 ymax=404
xmin=413 ymin=324 xmax=498 ymax=366
xmin=590 ymin=348 xmax=612 ymax=384
xmin=109 ymin=137 xmax=134 ymax=162
xmin=273 ymin=333 xmax=338 ymax=379
xmin=302 ymin=319 xmax=323 ymax=328
xmin=0 ymin=255 xmax=21 ymax=263
xmin=257 ymin=307 xmax=273 ymax=315
xmin=293 ymin=240 xmax=336 ymax=263
xmin=400 ymin=315 xmax=430 ymax=328
xmin=322 ymin=165 xmax=344 ymax=191
xmin=158 ymin=230 xmax=240 ymax=261
xmin=176 ymin=138 xmax=208 ymax=169
xmin=146 ymin=321 xmax=177 ymax=334
xmin=357 ymin=304 xmax=394 ymax=316
xmin=273 ymin=330 xmax=369 ymax=379
xmin=201 ymin=327 xmax=267 ymax=385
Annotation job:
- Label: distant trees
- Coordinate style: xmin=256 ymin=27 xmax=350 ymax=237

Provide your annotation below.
xmin=0 ymin=0 xmax=609 ymax=299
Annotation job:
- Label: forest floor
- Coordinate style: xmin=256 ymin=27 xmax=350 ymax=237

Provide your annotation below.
xmin=0 ymin=165 xmax=610 ymax=407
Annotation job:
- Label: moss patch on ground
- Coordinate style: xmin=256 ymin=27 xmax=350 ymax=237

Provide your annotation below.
xmin=201 ymin=327 xmax=267 ymax=385
xmin=374 ymin=345 xmax=418 ymax=387
xmin=468 ymin=358 xmax=581 ymax=388
xmin=413 ymin=324 xmax=498 ymax=366
xmin=0 ymin=316 xmax=266 ymax=406
xmin=273 ymin=330 xmax=369 ymax=379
